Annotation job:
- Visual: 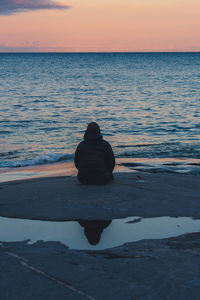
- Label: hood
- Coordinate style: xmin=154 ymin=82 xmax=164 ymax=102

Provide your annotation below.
xmin=84 ymin=122 xmax=102 ymax=142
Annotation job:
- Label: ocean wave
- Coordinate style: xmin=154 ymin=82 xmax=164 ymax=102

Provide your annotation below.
xmin=118 ymin=152 xmax=200 ymax=159
xmin=0 ymin=130 xmax=12 ymax=134
xmin=0 ymin=150 xmax=19 ymax=158
xmin=1 ymin=145 xmax=200 ymax=169
xmin=117 ymin=147 xmax=200 ymax=159
xmin=116 ymin=142 xmax=177 ymax=148
xmin=0 ymin=153 xmax=73 ymax=168
xmin=115 ymin=141 xmax=200 ymax=159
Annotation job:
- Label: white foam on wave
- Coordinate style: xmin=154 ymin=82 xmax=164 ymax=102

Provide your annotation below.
xmin=0 ymin=153 xmax=73 ymax=168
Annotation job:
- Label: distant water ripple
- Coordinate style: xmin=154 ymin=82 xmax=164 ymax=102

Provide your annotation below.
xmin=0 ymin=53 xmax=200 ymax=168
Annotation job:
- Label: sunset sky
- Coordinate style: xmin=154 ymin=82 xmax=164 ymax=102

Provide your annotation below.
xmin=0 ymin=0 xmax=199 ymax=52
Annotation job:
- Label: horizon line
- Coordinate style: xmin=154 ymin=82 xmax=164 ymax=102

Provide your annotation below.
xmin=0 ymin=51 xmax=200 ymax=54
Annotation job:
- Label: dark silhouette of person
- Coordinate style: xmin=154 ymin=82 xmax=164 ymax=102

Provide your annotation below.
xmin=74 ymin=122 xmax=115 ymax=185
xmin=78 ymin=220 xmax=112 ymax=245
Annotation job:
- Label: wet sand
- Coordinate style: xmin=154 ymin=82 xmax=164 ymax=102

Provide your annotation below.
xmin=1 ymin=169 xmax=200 ymax=299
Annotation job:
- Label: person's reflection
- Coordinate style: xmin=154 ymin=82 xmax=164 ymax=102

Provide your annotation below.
xmin=78 ymin=220 xmax=112 ymax=245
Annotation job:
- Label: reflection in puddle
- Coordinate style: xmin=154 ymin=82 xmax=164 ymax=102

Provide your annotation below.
xmin=78 ymin=220 xmax=112 ymax=245
xmin=1 ymin=216 xmax=200 ymax=250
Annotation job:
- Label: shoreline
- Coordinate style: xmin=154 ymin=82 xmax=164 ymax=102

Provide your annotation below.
xmin=0 ymin=157 xmax=199 ymax=183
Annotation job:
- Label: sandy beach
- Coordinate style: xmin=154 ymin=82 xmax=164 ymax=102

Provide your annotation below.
xmin=1 ymin=169 xmax=200 ymax=299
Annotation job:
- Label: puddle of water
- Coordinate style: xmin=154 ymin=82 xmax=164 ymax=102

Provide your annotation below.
xmin=1 ymin=216 xmax=200 ymax=250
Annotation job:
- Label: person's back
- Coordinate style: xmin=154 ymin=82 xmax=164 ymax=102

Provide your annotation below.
xmin=74 ymin=122 xmax=115 ymax=185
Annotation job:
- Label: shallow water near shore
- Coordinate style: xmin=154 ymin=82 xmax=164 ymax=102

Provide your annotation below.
xmin=0 ymin=157 xmax=200 ymax=183
xmin=1 ymin=216 xmax=200 ymax=250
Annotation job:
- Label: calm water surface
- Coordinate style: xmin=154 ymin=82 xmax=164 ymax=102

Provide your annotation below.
xmin=0 ymin=53 xmax=200 ymax=168
xmin=1 ymin=216 xmax=200 ymax=250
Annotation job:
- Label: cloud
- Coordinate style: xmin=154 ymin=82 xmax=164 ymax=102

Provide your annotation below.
xmin=0 ymin=0 xmax=70 ymax=15
xmin=0 ymin=42 xmax=76 ymax=52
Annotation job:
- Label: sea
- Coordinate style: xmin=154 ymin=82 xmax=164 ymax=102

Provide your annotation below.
xmin=0 ymin=52 xmax=200 ymax=179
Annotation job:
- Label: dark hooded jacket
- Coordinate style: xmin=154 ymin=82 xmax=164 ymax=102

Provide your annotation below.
xmin=74 ymin=123 xmax=115 ymax=184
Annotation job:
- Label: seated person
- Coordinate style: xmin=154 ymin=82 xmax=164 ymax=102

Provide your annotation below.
xmin=74 ymin=122 xmax=115 ymax=185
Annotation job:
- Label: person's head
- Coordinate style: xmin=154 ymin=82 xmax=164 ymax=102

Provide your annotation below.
xmin=84 ymin=122 xmax=101 ymax=141
xmin=87 ymin=122 xmax=100 ymax=134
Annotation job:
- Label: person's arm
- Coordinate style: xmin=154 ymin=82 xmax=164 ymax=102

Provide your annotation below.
xmin=104 ymin=141 xmax=115 ymax=172
xmin=74 ymin=144 xmax=81 ymax=169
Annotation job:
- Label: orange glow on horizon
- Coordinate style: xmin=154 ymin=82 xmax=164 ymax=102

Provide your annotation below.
xmin=0 ymin=0 xmax=199 ymax=52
